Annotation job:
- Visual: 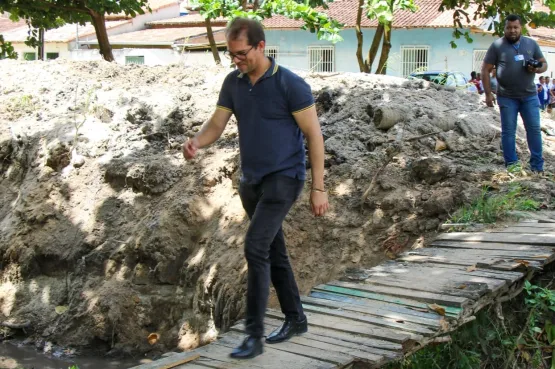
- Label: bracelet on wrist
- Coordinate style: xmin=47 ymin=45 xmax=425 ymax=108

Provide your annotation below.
xmin=312 ymin=188 xmax=326 ymax=193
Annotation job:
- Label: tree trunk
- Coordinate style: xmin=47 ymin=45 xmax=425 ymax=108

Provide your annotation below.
xmin=367 ymin=23 xmax=384 ymax=72
xmin=241 ymin=0 xmax=248 ymax=9
xmin=376 ymin=24 xmax=391 ymax=74
xmin=89 ymin=10 xmax=114 ymax=62
xmin=355 ymin=0 xmax=369 ymax=72
xmin=205 ymin=18 xmax=221 ymax=65
xmin=253 ymin=0 xmax=260 ymax=10
xmin=38 ymin=28 xmax=45 ymax=60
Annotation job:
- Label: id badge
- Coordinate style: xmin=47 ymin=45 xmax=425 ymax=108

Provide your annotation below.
xmin=514 ymin=54 xmax=524 ymax=62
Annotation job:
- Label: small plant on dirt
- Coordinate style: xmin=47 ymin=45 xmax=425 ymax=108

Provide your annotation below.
xmin=504 ymin=280 xmax=555 ymax=369
xmin=448 ymin=184 xmax=540 ymax=224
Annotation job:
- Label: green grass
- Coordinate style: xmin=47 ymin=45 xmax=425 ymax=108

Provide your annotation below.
xmin=449 ymin=184 xmax=540 ymax=224
xmin=385 ymin=276 xmax=555 ymax=369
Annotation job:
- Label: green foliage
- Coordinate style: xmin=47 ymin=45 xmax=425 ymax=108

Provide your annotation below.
xmin=440 ymin=0 xmax=555 ymax=48
xmin=449 ymin=184 xmax=540 ymax=224
xmin=0 ymin=34 xmax=17 ymax=59
xmin=386 ymin=278 xmax=555 ymax=369
xmin=364 ymin=0 xmax=417 ymax=29
xmin=191 ymin=0 xmax=344 ymax=43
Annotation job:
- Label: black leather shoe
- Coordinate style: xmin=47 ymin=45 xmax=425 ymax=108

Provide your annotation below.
xmin=230 ymin=336 xmax=263 ymax=359
xmin=265 ymin=317 xmax=308 ymax=344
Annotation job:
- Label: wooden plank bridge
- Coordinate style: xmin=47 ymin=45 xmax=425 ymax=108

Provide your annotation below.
xmin=131 ymin=219 xmax=555 ymax=369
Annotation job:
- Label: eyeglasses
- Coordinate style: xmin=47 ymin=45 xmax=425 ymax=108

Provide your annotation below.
xmin=224 ymin=46 xmax=254 ymax=61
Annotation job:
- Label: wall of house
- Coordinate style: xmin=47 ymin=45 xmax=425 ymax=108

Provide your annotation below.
xmin=265 ymin=28 xmax=553 ymax=80
xmin=68 ymin=47 xmax=225 ymax=66
xmin=11 ymin=42 xmax=71 ymax=60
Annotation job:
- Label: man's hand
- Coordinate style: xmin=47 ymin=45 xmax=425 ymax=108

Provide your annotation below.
xmin=182 ymin=137 xmax=199 ymax=160
xmin=527 ymin=65 xmax=539 ymax=74
xmin=485 ymin=92 xmax=496 ymax=108
xmin=310 ymin=190 xmax=329 ymax=217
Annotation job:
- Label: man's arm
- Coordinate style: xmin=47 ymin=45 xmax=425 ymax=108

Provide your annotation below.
xmin=183 ymin=108 xmax=232 ymax=159
xmin=195 ymin=108 xmax=233 ymax=148
xmin=481 ymin=63 xmax=496 ymax=107
xmin=293 ymin=106 xmax=329 ymax=216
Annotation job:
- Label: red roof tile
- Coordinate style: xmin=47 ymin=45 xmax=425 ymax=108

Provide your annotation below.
xmin=0 ymin=14 xmax=26 ymax=33
xmin=2 ymin=20 xmax=131 ymax=43
xmin=262 ymin=0 xmax=485 ymax=29
xmin=95 ymin=26 xmax=224 ymax=44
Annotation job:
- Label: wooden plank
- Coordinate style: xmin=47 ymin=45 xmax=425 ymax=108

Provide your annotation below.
xmin=359 ymin=273 xmax=493 ymax=299
xmin=309 ymin=290 xmax=444 ymax=321
xmin=364 ymin=261 xmax=525 ymax=281
xmin=300 ymin=303 xmax=435 ymax=336
xmin=435 ymin=232 xmax=555 ymax=245
xmin=230 ymin=317 xmax=404 ymax=353
xmin=266 ymin=309 xmax=421 ymax=344
xmin=404 ymin=247 xmax=552 ymax=262
xmin=256 ymin=318 xmax=398 ymax=359
xmin=511 ymin=223 xmax=555 ymax=228
xmin=496 ymin=227 xmax=555 ymax=234
xmin=301 ymin=295 xmax=442 ymax=328
xmin=128 ymin=353 xmax=201 ymax=369
xmin=405 ymin=263 xmax=525 ymax=282
xmin=212 ymin=333 xmax=338 ymax=369
xmin=218 ymin=331 xmax=355 ymax=366
xmin=291 ymin=335 xmax=386 ymax=364
xmin=399 ymin=249 xmax=544 ymax=270
xmin=191 ymin=345 xmax=266 ymax=369
xmin=313 ymin=284 xmax=462 ymax=318
xmin=174 ymin=358 xmax=230 ymax=369
xmin=327 ymin=281 xmax=470 ymax=308
xmin=359 ymin=263 xmax=508 ymax=293
xmin=431 ymin=240 xmax=555 ymax=253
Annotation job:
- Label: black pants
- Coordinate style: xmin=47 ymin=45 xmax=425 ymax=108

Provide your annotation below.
xmin=239 ymin=174 xmax=306 ymax=338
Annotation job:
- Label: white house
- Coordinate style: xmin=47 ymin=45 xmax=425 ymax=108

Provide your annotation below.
xmin=260 ymin=0 xmax=555 ymax=79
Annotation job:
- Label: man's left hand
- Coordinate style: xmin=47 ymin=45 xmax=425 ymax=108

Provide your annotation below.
xmin=527 ymin=65 xmax=538 ymax=74
xmin=310 ymin=191 xmax=329 ymax=217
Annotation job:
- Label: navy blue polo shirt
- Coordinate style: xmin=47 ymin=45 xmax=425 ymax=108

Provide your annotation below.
xmin=216 ymin=57 xmax=315 ymax=184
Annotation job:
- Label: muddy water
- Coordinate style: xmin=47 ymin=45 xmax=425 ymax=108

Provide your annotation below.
xmin=0 ymin=342 xmax=143 ymax=369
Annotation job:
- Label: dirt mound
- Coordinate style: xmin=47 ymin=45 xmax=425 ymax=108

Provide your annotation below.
xmin=0 ymin=59 xmax=554 ymax=359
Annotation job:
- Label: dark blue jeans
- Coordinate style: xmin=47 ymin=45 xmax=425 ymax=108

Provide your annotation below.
xmin=239 ymin=174 xmax=306 ymax=338
xmin=498 ymin=94 xmax=544 ymax=171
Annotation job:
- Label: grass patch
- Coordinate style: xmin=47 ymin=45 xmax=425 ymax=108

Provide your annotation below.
xmin=449 ymin=184 xmax=540 ymax=224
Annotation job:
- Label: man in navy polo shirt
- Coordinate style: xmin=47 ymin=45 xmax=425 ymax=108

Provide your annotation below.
xmin=183 ymin=17 xmax=329 ymax=359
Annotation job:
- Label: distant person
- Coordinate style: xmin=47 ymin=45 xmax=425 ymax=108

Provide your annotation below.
xmin=183 ymin=17 xmax=329 ymax=359
xmin=482 ymin=14 xmax=548 ymax=174
xmin=469 ymin=71 xmax=482 ymax=93
xmin=538 ymin=76 xmax=549 ymax=110
xmin=476 ymin=73 xmax=484 ymax=94
xmin=549 ymin=81 xmax=555 ymax=113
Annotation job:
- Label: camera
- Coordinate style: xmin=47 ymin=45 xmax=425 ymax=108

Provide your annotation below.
xmin=526 ymin=59 xmax=543 ymax=69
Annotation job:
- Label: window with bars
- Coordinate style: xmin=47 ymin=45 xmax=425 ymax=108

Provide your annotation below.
xmin=125 ymin=56 xmax=145 ymax=65
xmin=308 ymin=46 xmax=335 ymax=72
xmin=473 ymin=50 xmax=488 ymax=73
xmin=401 ymin=46 xmax=429 ymax=78
xmin=23 ymin=52 xmax=36 ymax=61
xmin=265 ymin=46 xmax=279 ymax=61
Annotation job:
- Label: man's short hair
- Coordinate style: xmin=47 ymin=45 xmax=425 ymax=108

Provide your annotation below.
xmin=226 ymin=17 xmax=265 ymax=47
xmin=505 ymin=14 xmax=522 ymax=25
